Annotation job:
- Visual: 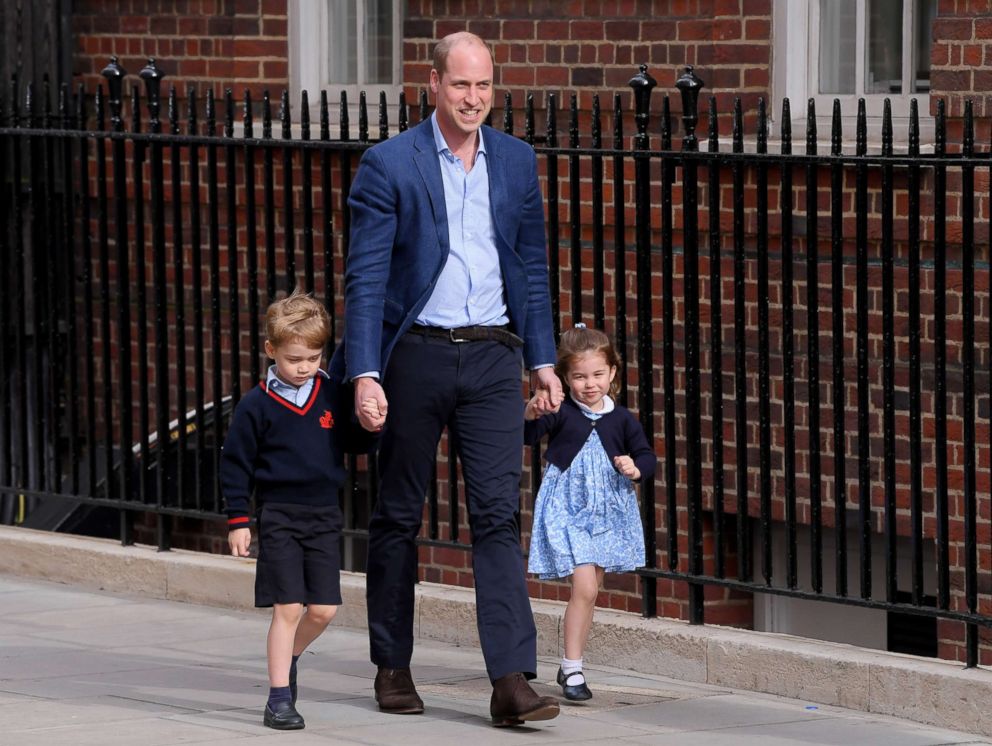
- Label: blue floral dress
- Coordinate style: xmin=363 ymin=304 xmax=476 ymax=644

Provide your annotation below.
xmin=528 ymin=401 xmax=646 ymax=579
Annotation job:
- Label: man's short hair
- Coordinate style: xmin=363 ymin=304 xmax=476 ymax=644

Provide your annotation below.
xmin=432 ymin=31 xmax=495 ymax=76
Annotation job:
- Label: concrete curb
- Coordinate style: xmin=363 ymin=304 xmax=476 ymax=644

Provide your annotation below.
xmin=1 ymin=525 xmax=989 ymax=737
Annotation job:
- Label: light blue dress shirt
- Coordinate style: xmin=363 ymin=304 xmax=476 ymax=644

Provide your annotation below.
xmin=416 ymin=113 xmax=509 ymax=328
xmin=265 ymin=365 xmax=329 ymax=407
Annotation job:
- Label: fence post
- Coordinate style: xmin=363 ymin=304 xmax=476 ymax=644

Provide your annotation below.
xmin=140 ymin=58 xmax=173 ymax=553
xmin=100 ymin=57 xmax=136 ymax=546
xmin=628 ymin=64 xmax=657 ymax=619
xmin=676 ymin=65 xmax=705 ymax=625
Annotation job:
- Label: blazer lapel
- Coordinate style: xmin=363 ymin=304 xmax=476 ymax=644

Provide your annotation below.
xmin=413 ymin=122 xmax=450 ymax=254
xmin=483 ymin=129 xmax=513 ymax=253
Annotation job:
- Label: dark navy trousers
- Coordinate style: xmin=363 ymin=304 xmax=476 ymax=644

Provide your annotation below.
xmin=366 ymin=331 xmax=537 ymax=682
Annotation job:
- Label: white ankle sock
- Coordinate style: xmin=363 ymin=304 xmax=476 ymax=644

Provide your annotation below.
xmin=561 ymin=657 xmax=584 ymax=685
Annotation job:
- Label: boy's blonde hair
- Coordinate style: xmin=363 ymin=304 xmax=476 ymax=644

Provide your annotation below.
xmin=265 ymin=291 xmax=331 ymax=350
xmin=554 ymin=325 xmax=623 ymax=398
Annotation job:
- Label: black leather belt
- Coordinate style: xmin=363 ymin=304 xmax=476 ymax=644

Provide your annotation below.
xmin=407 ymin=323 xmax=524 ymax=348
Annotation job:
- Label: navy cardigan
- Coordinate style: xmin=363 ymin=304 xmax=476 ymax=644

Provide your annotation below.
xmin=524 ymin=396 xmax=656 ymax=483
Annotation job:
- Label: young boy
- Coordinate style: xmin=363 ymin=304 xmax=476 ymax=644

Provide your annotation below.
xmin=221 ymin=291 xmax=349 ymax=731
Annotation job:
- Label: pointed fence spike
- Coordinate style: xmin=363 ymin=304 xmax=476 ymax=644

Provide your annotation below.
xmin=379 ymin=90 xmax=388 ymax=140
xmin=525 ymin=92 xmax=535 ymax=145
xmin=856 ymin=98 xmax=866 ymax=156
xmin=908 ymin=98 xmax=919 ymax=157
xmin=806 ymin=98 xmax=817 ymax=154
xmin=398 ymin=91 xmax=408 ymax=132
xmin=591 ymin=94 xmax=601 ymax=149
xmin=546 ymin=92 xmax=557 ymax=148
xmin=301 ymin=89 xmax=310 ymax=140
xmin=831 ymin=99 xmax=842 ymax=156
xmin=569 ymin=92 xmax=579 ymax=148
xmin=320 ymin=90 xmax=329 ymax=140
xmin=613 ymin=92 xmax=623 ymax=149
xmin=882 ymin=98 xmax=893 ymax=157
xmin=244 ymin=89 xmax=254 ymax=139
xmin=781 ymin=98 xmax=792 ymax=154
xmin=224 ymin=88 xmax=234 ymax=138
xmin=708 ymin=96 xmax=719 ymax=152
xmin=359 ymin=90 xmax=369 ymax=142
xmin=339 ymin=90 xmax=350 ymax=140
xmin=279 ymin=89 xmax=291 ymax=138
xmin=262 ymin=89 xmax=272 ymax=138
xmin=733 ymin=97 xmax=743 ymax=153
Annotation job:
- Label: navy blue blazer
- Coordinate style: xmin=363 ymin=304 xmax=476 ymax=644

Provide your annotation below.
xmin=330 ymin=119 xmax=556 ymax=381
xmin=524 ymin=396 xmax=657 ymax=484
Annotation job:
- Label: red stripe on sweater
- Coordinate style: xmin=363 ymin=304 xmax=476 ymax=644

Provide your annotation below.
xmin=259 ymin=376 xmax=322 ymax=415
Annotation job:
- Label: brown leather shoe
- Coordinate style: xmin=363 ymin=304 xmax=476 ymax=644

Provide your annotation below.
xmin=374 ymin=667 xmax=424 ymax=714
xmin=490 ymin=672 xmax=560 ymax=727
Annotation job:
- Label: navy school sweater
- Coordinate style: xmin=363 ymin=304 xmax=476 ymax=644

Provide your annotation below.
xmin=220 ymin=374 xmax=350 ymax=529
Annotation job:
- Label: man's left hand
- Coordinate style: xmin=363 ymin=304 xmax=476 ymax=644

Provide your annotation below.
xmin=529 ymin=367 xmax=563 ymax=415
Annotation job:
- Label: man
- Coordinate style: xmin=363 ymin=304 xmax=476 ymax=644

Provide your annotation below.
xmin=333 ymin=31 xmax=563 ymax=726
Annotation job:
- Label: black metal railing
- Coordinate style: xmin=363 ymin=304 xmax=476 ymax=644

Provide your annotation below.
xmin=1 ymin=58 xmax=990 ymax=666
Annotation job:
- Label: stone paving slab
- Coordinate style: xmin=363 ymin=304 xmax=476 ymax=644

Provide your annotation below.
xmin=1 ymin=575 xmax=989 ymax=745
xmin=4 ymin=526 xmax=992 ymax=738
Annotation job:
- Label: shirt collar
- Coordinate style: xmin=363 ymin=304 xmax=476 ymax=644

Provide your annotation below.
xmin=430 ymin=111 xmax=487 ymax=162
xmin=570 ymin=392 xmax=615 ymax=416
xmin=264 ymin=365 xmax=328 ymax=391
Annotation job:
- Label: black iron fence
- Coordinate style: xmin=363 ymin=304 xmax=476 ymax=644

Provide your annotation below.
xmin=1 ymin=58 xmax=990 ymax=666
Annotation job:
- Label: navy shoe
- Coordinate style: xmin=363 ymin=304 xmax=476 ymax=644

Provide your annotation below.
xmin=556 ymin=667 xmax=592 ymax=701
xmin=263 ymin=700 xmax=305 ymax=730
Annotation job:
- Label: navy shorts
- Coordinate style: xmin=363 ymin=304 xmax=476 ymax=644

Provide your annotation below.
xmin=254 ymin=502 xmax=343 ymax=608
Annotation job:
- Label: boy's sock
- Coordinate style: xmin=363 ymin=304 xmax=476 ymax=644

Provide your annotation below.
xmin=561 ymin=656 xmax=585 ymax=685
xmin=267 ymin=685 xmax=292 ymax=710
xmin=289 ymin=654 xmax=300 ymax=702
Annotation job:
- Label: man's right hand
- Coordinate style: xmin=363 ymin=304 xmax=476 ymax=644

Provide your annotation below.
xmin=355 ymin=376 xmax=388 ymax=432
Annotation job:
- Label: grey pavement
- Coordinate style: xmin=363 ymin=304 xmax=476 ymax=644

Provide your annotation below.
xmin=1 ymin=575 xmax=988 ymax=746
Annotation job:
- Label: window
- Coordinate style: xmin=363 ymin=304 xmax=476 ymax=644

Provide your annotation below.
xmin=289 ymin=0 xmax=403 ymax=124
xmin=773 ymin=0 xmax=936 ymax=144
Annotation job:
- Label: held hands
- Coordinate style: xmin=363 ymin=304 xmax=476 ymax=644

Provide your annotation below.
xmin=355 ymin=376 xmax=388 ymax=432
xmin=613 ymin=455 xmax=641 ymax=481
xmin=228 ymin=527 xmax=251 ymax=557
xmin=527 ymin=367 xmax=564 ymax=419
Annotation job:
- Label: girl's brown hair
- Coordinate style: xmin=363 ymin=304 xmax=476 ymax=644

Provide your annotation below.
xmin=554 ymin=325 xmax=623 ymax=398
xmin=265 ymin=290 xmax=331 ymax=350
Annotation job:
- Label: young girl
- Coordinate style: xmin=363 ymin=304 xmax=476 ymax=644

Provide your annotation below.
xmin=525 ymin=324 xmax=656 ymax=702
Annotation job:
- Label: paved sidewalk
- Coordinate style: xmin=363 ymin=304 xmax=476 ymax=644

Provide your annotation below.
xmin=0 ymin=575 xmax=989 ymax=745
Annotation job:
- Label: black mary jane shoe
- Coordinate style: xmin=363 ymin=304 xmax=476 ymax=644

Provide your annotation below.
xmin=556 ymin=667 xmax=593 ymax=701
xmin=263 ymin=700 xmax=306 ymax=730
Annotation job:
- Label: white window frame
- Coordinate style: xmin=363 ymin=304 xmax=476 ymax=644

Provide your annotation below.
xmin=288 ymin=0 xmax=404 ymax=129
xmin=772 ymin=0 xmax=934 ymax=148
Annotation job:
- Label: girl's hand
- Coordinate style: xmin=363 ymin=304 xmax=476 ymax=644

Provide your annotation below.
xmin=613 ymin=455 xmax=640 ymax=481
xmin=524 ymin=395 xmax=542 ymax=421
xmin=228 ymin=527 xmax=251 ymax=557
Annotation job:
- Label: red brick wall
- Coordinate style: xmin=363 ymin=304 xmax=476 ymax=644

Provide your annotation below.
xmin=403 ymin=0 xmax=773 ymax=132
xmin=72 ymin=0 xmax=289 ymax=99
xmin=930 ymin=0 xmax=992 ymax=120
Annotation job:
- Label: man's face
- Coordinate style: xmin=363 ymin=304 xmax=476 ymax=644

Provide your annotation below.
xmin=430 ymin=41 xmax=493 ymax=141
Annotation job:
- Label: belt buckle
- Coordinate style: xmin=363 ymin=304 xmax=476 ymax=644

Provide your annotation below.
xmin=448 ymin=328 xmax=470 ymax=343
